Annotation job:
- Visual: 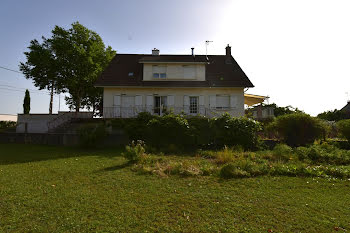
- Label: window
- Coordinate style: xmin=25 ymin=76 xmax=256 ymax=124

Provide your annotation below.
xmin=183 ymin=65 xmax=195 ymax=79
xmin=216 ymin=95 xmax=230 ymax=109
xmin=154 ymin=96 xmax=167 ymax=115
xmin=153 ymin=65 xmax=167 ymax=79
xmin=190 ymin=96 xmax=198 ymax=114
xmin=128 ymin=72 xmax=134 ymax=77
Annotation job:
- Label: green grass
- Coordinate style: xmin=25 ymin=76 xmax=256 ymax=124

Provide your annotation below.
xmin=0 ymin=144 xmax=350 ymax=232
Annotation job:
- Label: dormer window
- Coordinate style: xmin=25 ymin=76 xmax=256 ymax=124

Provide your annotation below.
xmin=128 ymin=72 xmax=134 ymax=77
xmin=153 ymin=65 xmax=167 ymax=79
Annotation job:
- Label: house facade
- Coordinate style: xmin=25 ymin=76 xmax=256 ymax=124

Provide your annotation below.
xmin=95 ymin=45 xmax=254 ymax=118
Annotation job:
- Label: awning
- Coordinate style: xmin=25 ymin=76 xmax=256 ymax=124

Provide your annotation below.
xmin=244 ymin=93 xmax=268 ymax=106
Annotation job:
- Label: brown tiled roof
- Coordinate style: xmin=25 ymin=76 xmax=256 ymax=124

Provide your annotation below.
xmin=95 ymin=54 xmax=254 ymax=88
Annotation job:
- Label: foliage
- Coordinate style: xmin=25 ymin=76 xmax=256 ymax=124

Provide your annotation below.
xmin=337 ymin=119 xmax=350 ymax=142
xmin=23 ymin=89 xmax=30 ymax=114
xmin=122 ymin=140 xmax=146 ymax=162
xmin=0 ymin=121 xmax=16 ymax=131
xmin=50 ymin=22 xmax=116 ymax=112
xmin=21 ymin=22 xmax=115 ymax=113
xmin=262 ymin=103 xmax=302 ymax=117
xmin=112 ymin=112 xmax=261 ymax=151
xmin=19 ymin=37 xmax=62 ymax=114
xmin=210 ymin=113 xmax=262 ymax=150
xmin=317 ymin=109 xmax=349 ymax=121
xmin=77 ymin=123 xmax=108 ymax=147
xmin=146 ymin=113 xmax=191 ymax=149
xmin=267 ymin=113 xmax=329 ymax=147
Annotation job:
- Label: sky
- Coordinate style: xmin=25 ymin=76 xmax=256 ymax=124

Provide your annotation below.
xmin=0 ymin=0 xmax=349 ymax=116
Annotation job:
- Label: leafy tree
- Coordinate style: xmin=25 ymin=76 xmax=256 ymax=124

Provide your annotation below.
xmin=20 ymin=38 xmax=61 ymax=114
xmin=50 ymin=22 xmax=115 ymax=112
xmin=263 ymin=103 xmax=302 ymax=117
xmin=23 ymin=89 xmax=30 ymax=114
xmin=317 ymin=109 xmax=348 ymax=121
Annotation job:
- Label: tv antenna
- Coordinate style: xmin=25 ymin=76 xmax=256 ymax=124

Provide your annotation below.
xmin=205 ymin=40 xmax=213 ymax=59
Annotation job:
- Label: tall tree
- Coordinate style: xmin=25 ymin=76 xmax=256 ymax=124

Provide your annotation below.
xmin=50 ymin=22 xmax=115 ymax=112
xmin=20 ymin=38 xmax=61 ymax=114
xmin=23 ymin=89 xmax=31 ymax=114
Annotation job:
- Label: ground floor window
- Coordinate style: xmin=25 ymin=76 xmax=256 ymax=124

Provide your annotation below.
xmin=190 ymin=96 xmax=199 ymax=114
xmin=216 ymin=95 xmax=230 ymax=109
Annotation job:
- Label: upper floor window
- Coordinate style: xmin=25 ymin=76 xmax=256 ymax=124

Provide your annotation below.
xmin=183 ymin=65 xmax=195 ymax=79
xmin=153 ymin=65 xmax=167 ymax=79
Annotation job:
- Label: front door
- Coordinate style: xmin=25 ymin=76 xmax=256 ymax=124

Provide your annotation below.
xmin=154 ymin=96 xmax=167 ymax=115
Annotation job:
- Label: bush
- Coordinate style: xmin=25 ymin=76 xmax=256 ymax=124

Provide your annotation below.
xmin=267 ymin=113 xmax=328 ymax=147
xmin=337 ymin=119 xmax=350 ymax=142
xmin=146 ymin=113 xmax=191 ymax=149
xmin=122 ymin=140 xmax=146 ymax=162
xmin=78 ymin=123 xmax=108 ymax=147
xmin=210 ymin=113 xmax=262 ymax=150
xmin=0 ymin=121 xmax=16 ymax=131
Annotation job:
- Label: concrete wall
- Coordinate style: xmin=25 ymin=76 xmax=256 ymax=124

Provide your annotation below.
xmin=103 ymin=87 xmax=245 ymax=117
xmin=0 ymin=114 xmax=17 ymax=122
xmin=143 ymin=63 xmax=206 ymax=81
xmin=17 ymin=114 xmax=57 ymax=133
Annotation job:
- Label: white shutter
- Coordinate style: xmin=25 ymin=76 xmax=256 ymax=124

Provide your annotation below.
xmin=230 ymin=95 xmax=237 ymax=108
xmin=199 ymin=95 xmax=204 ymax=106
xmin=113 ymin=95 xmax=121 ymax=106
xmin=135 ymin=95 xmax=142 ymax=106
xmin=184 ymin=66 xmax=195 ymax=79
xmin=168 ymin=95 xmax=175 ymax=106
xmin=183 ymin=95 xmax=190 ymax=114
xmin=146 ymin=95 xmax=153 ymax=114
xmin=209 ymin=95 xmax=216 ymax=109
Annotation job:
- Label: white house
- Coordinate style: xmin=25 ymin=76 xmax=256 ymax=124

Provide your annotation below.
xmin=95 ymin=45 xmax=254 ymax=118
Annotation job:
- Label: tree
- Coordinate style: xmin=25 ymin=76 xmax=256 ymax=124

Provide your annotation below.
xmin=23 ymin=89 xmax=30 ymax=114
xmin=20 ymin=37 xmax=61 ymax=114
xmin=317 ymin=109 xmax=348 ymax=121
xmin=50 ymin=22 xmax=115 ymax=112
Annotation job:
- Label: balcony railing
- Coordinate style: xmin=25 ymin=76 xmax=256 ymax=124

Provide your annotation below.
xmin=103 ymin=106 xmax=237 ymax=118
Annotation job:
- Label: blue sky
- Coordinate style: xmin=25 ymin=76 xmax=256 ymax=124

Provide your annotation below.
xmin=1 ymin=0 xmax=350 ymax=115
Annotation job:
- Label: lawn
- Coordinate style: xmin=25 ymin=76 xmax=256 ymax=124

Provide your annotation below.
xmin=0 ymin=144 xmax=349 ymax=232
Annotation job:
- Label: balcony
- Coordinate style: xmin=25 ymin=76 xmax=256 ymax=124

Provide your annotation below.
xmin=102 ymin=106 xmax=235 ymax=118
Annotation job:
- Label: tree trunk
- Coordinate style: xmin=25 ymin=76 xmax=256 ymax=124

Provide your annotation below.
xmin=76 ymin=97 xmax=81 ymax=112
xmin=49 ymin=85 xmax=54 ymax=114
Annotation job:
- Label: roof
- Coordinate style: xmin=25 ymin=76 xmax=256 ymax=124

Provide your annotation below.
xmin=244 ymin=94 xmax=268 ymax=106
xmin=341 ymin=101 xmax=350 ymax=113
xmin=95 ymin=54 xmax=254 ymax=88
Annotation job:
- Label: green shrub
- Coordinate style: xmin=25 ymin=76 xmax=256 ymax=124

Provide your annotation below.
xmin=187 ymin=116 xmax=212 ymax=146
xmin=122 ymin=140 xmax=146 ymax=162
xmin=220 ymin=163 xmax=251 ymax=178
xmin=210 ymin=113 xmax=262 ymax=150
xmin=271 ymin=144 xmax=293 ymax=162
xmin=146 ymin=113 xmax=191 ymax=148
xmin=0 ymin=121 xmax=16 ymax=131
xmin=78 ymin=123 xmax=108 ymax=147
xmin=337 ymin=119 xmax=350 ymax=142
xmin=267 ymin=113 xmax=328 ymax=147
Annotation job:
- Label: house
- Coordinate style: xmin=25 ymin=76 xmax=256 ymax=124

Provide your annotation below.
xmin=95 ymin=45 xmax=254 ymax=118
xmin=341 ymin=101 xmax=350 ymax=117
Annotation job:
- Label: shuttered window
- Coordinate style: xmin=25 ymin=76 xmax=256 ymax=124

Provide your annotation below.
xmin=216 ymin=95 xmax=230 ymax=109
xmin=183 ymin=66 xmax=195 ymax=79
xmin=153 ymin=65 xmax=167 ymax=79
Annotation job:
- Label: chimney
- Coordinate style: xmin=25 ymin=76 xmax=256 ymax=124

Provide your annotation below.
xmin=191 ymin=47 xmax=194 ymax=57
xmin=225 ymin=44 xmax=231 ymax=57
xmin=152 ymin=48 xmax=159 ymax=56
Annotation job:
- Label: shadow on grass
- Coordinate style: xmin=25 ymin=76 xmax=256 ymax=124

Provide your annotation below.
xmin=0 ymin=143 xmax=124 ymax=165
xmin=99 ymin=160 xmax=135 ymax=172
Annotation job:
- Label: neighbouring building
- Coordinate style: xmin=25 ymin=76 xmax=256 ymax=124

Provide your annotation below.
xmin=95 ymin=45 xmax=255 ymax=118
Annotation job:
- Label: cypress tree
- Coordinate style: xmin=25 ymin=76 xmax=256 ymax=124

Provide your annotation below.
xmin=23 ymin=89 xmax=30 ymax=114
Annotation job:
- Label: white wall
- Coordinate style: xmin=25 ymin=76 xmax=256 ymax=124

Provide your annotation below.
xmin=143 ymin=63 xmax=206 ymax=81
xmin=103 ymin=87 xmax=245 ymax=117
